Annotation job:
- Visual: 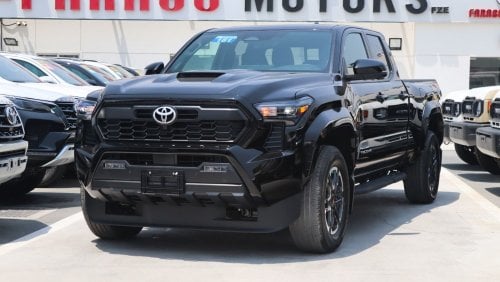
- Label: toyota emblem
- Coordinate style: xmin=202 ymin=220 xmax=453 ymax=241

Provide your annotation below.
xmin=153 ymin=106 xmax=177 ymax=125
xmin=4 ymin=106 xmax=18 ymax=126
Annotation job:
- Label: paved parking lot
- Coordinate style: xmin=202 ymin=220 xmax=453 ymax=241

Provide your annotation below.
xmin=1 ymin=147 xmax=499 ymax=282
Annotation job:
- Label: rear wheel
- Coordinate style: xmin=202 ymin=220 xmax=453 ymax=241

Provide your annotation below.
xmin=475 ymin=150 xmax=500 ymax=175
xmin=289 ymin=146 xmax=350 ymax=253
xmin=0 ymin=167 xmax=46 ymax=198
xmin=454 ymin=144 xmax=478 ymax=165
xmin=404 ymin=132 xmax=442 ymax=204
xmin=81 ymin=188 xmax=143 ymax=240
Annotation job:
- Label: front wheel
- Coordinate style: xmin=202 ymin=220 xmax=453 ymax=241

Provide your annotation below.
xmin=454 ymin=144 xmax=478 ymax=165
xmin=475 ymin=150 xmax=500 ymax=175
xmin=81 ymin=188 xmax=143 ymax=240
xmin=404 ymin=132 xmax=442 ymax=204
xmin=0 ymin=167 xmax=46 ymax=198
xmin=289 ymin=146 xmax=350 ymax=253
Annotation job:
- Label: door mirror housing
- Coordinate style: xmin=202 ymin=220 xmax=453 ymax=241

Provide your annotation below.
xmin=144 ymin=62 xmax=165 ymax=76
xmin=347 ymin=59 xmax=387 ymax=81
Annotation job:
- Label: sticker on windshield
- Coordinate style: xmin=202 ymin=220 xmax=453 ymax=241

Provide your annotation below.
xmin=211 ymin=36 xmax=238 ymax=44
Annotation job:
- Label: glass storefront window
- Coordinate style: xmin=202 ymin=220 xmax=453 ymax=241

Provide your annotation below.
xmin=470 ymin=57 xmax=500 ymax=89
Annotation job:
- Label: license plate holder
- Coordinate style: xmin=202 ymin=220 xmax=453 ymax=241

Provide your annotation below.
xmin=141 ymin=170 xmax=185 ymax=195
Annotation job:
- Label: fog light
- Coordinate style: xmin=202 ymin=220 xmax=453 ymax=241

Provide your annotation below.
xmin=202 ymin=165 xmax=229 ymax=173
xmin=103 ymin=161 xmax=126 ymax=170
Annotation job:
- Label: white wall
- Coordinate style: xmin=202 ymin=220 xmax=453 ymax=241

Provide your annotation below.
xmin=414 ymin=23 xmax=500 ymax=95
xmin=1 ymin=20 xmax=416 ymax=74
xmin=5 ymin=20 xmax=500 ymax=95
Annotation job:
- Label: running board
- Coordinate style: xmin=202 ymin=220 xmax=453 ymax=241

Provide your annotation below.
xmin=354 ymin=172 xmax=407 ymax=195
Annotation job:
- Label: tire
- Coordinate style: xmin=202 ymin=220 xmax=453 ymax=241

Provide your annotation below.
xmin=39 ymin=165 xmax=68 ymax=187
xmin=81 ymin=187 xmax=142 ymax=240
xmin=454 ymin=144 xmax=478 ymax=165
xmin=0 ymin=167 xmax=46 ymax=197
xmin=404 ymin=132 xmax=442 ymax=204
xmin=289 ymin=146 xmax=350 ymax=253
xmin=475 ymin=149 xmax=500 ymax=175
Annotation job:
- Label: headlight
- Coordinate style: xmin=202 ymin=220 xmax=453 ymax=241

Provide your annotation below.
xmin=8 ymin=97 xmax=54 ymax=113
xmin=473 ymin=100 xmax=483 ymax=117
xmin=55 ymin=96 xmax=78 ymax=103
xmin=255 ymin=96 xmax=313 ymax=125
xmin=75 ymin=100 xmax=97 ymax=120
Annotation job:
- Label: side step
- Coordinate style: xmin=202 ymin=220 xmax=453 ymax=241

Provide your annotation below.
xmin=354 ymin=172 xmax=407 ymax=195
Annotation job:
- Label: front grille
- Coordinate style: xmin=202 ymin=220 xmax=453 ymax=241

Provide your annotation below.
xmin=135 ymin=108 xmax=199 ymax=120
xmin=55 ymin=102 xmax=77 ymax=129
xmin=0 ymin=105 xmax=24 ymax=141
xmin=99 ymin=119 xmax=244 ymax=142
xmin=264 ymin=124 xmax=284 ymax=151
xmin=97 ymin=104 xmax=247 ymax=143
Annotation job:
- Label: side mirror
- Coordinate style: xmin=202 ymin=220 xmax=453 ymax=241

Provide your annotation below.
xmin=144 ymin=62 xmax=165 ymax=76
xmin=39 ymin=76 xmax=57 ymax=84
xmin=347 ymin=59 xmax=387 ymax=81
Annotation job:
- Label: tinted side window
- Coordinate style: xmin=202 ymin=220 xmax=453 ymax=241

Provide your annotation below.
xmin=342 ymin=33 xmax=368 ymax=75
xmin=366 ymin=34 xmax=391 ymax=74
xmin=14 ymin=59 xmax=47 ymax=77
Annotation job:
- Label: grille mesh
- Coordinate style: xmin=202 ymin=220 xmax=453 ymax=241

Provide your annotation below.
xmin=98 ymin=119 xmax=245 ymax=142
xmin=56 ymin=102 xmax=77 ymax=129
xmin=0 ymin=105 xmax=24 ymax=141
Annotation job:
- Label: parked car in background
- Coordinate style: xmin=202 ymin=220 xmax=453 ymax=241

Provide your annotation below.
xmin=3 ymin=53 xmax=101 ymax=93
xmin=53 ymin=59 xmax=110 ymax=86
xmin=476 ymin=90 xmax=500 ymax=175
xmin=102 ymin=63 xmax=135 ymax=79
xmin=441 ymin=89 xmax=478 ymax=165
xmin=81 ymin=61 xmax=122 ymax=81
xmin=115 ymin=64 xmax=140 ymax=76
xmin=0 ymin=95 xmax=29 ymax=197
xmin=449 ymin=86 xmax=500 ymax=174
xmin=0 ymin=55 xmax=83 ymax=189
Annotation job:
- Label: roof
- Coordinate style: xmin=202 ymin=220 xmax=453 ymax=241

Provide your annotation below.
xmin=206 ymin=24 xmax=358 ymax=33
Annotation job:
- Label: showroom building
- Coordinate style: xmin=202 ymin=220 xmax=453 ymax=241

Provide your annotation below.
xmin=0 ymin=0 xmax=499 ymax=94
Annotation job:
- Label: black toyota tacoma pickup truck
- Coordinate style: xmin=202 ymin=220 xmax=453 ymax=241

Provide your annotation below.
xmin=76 ymin=25 xmax=443 ymax=253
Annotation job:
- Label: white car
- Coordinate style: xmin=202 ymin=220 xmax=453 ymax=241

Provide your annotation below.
xmin=440 ymin=89 xmax=476 ymax=165
xmin=2 ymin=53 xmax=102 ymax=94
xmin=0 ymin=54 xmax=90 ymax=187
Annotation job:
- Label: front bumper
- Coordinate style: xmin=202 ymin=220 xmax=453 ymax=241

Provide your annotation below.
xmin=76 ymin=144 xmax=302 ymax=232
xmin=0 ymin=141 xmax=28 ymax=185
xmin=41 ymin=144 xmax=74 ymax=167
xmin=449 ymin=121 xmax=487 ymax=147
xmin=443 ymin=121 xmax=451 ymax=143
xmin=476 ymin=127 xmax=500 ymax=159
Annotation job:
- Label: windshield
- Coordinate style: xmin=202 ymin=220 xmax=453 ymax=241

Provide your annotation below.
xmin=36 ymin=59 xmax=89 ymax=86
xmin=0 ymin=55 xmax=41 ymax=83
xmin=80 ymin=64 xmax=113 ymax=83
xmin=168 ymin=30 xmax=333 ymax=73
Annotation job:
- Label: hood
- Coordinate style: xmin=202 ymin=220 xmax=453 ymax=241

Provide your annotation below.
xmin=103 ymin=70 xmax=332 ymax=104
xmin=468 ymin=86 xmax=500 ymax=100
xmin=0 ymin=81 xmax=71 ymax=102
xmin=441 ymin=89 xmax=471 ymax=102
xmin=22 ymin=82 xmax=92 ymax=98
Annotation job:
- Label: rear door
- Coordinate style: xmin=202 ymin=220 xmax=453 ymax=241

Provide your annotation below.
xmin=340 ymin=29 xmax=409 ymax=178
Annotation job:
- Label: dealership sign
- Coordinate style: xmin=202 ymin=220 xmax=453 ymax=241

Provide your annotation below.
xmin=0 ymin=0 xmax=498 ymax=22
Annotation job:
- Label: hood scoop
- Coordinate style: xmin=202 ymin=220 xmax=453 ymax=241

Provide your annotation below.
xmin=177 ymin=72 xmax=225 ymax=82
